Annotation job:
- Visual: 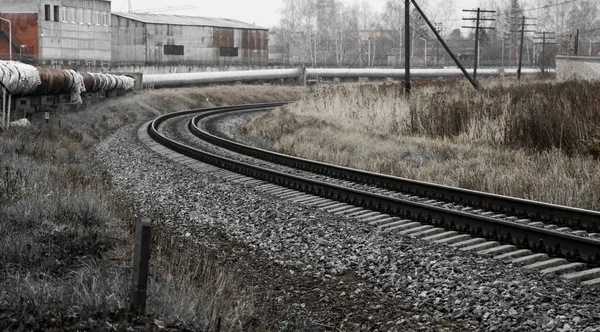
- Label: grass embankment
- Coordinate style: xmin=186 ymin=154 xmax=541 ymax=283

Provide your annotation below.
xmin=0 ymin=85 xmax=304 ymax=330
xmin=243 ymin=80 xmax=600 ymax=211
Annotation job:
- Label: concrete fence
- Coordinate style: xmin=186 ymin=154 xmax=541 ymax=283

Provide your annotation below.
xmin=556 ymin=56 xmax=600 ymax=81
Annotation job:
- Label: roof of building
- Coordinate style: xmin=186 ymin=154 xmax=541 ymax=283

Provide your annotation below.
xmin=112 ymin=12 xmax=268 ymax=30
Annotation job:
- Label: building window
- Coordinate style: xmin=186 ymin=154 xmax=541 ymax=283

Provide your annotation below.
xmin=54 ymin=6 xmax=59 ymax=22
xmin=69 ymin=7 xmax=75 ymax=23
xmin=61 ymin=7 xmax=67 ymax=22
xmin=44 ymin=5 xmax=51 ymax=21
xmin=220 ymin=47 xmax=239 ymax=57
xmin=86 ymin=9 xmax=91 ymax=24
xmin=164 ymin=45 xmax=184 ymax=55
xmin=78 ymin=8 xmax=84 ymax=24
xmin=102 ymin=12 xmax=108 ymax=25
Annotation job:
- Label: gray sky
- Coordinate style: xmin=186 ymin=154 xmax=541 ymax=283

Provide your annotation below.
xmin=110 ymin=0 xmax=476 ymax=29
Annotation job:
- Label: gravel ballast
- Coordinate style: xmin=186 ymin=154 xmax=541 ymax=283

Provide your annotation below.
xmin=93 ymin=120 xmax=600 ymax=332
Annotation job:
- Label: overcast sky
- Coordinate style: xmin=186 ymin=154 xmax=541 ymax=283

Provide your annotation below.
xmin=110 ymin=0 xmax=476 ymax=29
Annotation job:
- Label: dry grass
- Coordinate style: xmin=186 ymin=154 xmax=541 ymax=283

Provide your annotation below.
xmin=0 ymin=85 xmax=305 ymax=330
xmin=243 ymin=80 xmax=600 ymax=210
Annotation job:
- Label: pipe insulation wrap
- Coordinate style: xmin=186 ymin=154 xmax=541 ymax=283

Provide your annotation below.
xmin=0 ymin=60 xmax=136 ymax=102
xmin=0 ymin=61 xmax=41 ymax=95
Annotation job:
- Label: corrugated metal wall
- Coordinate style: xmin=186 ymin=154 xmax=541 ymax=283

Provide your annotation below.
xmin=111 ymin=15 xmax=268 ymax=65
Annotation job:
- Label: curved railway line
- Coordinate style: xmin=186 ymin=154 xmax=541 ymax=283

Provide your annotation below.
xmin=143 ymin=102 xmax=600 ymax=287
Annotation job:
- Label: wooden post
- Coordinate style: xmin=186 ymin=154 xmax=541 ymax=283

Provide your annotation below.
xmin=404 ymin=0 xmax=411 ymax=94
xmin=130 ymin=217 xmax=152 ymax=315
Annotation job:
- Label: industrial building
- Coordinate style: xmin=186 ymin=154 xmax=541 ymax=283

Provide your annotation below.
xmin=0 ymin=0 xmax=269 ymax=67
xmin=111 ymin=13 xmax=269 ymax=65
xmin=0 ymin=0 xmax=111 ymax=65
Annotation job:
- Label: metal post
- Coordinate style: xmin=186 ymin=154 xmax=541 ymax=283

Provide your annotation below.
xmin=412 ymin=0 xmax=481 ymax=90
xmin=574 ymin=28 xmax=579 ymax=55
xmin=404 ymin=0 xmax=411 ymax=94
xmin=2 ymin=87 xmax=6 ymax=130
xmin=419 ymin=37 xmax=427 ymax=67
xmin=6 ymin=94 xmax=10 ymax=131
xmin=0 ymin=17 xmax=12 ymax=60
xmin=130 ymin=217 xmax=152 ymax=315
xmin=502 ymin=37 xmax=505 ymax=68
xmin=542 ymin=32 xmax=546 ymax=75
xmin=473 ymin=8 xmax=481 ymax=79
xmin=517 ymin=16 xmax=525 ymax=80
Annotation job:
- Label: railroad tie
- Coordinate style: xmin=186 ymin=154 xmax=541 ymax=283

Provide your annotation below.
xmin=409 ymin=228 xmax=445 ymax=238
xmin=449 ymin=237 xmax=486 ymax=249
xmin=493 ymin=249 xmax=533 ymax=260
xmin=434 ymin=234 xmax=472 ymax=245
xmin=562 ymin=267 xmax=600 ymax=283
xmin=511 ymin=253 xmax=549 ymax=266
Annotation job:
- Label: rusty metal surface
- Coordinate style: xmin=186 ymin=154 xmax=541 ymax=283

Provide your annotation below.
xmin=242 ymin=30 xmax=268 ymax=51
xmin=37 ymin=68 xmax=74 ymax=95
xmin=214 ymin=28 xmax=235 ymax=48
xmin=0 ymin=13 xmax=39 ymax=58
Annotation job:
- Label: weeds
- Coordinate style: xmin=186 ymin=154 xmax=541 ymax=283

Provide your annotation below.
xmin=0 ymin=85 xmax=305 ymax=330
xmin=243 ymin=79 xmax=600 ymax=210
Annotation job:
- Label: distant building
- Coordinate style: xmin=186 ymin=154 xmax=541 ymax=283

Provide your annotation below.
xmin=111 ymin=13 xmax=269 ymax=65
xmin=0 ymin=1 xmax=268 ymax=68
xmin=0 ymin=0 xmax=111 ymax=65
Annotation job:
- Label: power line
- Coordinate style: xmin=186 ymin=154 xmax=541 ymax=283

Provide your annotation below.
xmin=497 ymin=0 xmax=581 ymax=17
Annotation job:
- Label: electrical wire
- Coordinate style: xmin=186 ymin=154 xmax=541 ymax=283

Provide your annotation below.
xmin=496 ymin=0 xmax=581 ymax=17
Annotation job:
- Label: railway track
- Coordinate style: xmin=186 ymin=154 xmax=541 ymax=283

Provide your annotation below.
xmin=145 ymin=102 xmax=600 ymax=286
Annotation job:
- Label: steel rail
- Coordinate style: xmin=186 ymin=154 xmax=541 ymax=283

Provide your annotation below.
xmin=189 ymin=108 xmax=600 ymax=234
xmin=148 ymin=103 xmax=600 ymax=264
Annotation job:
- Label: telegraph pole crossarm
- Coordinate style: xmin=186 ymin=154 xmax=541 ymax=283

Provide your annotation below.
xmin=462 ymin=7 xmax=496 ymax=80
xmin=509 ymin=16 xmax=536 ymax=80
xmin=534 ymin=31 xmax=557 ymax=75
xmin=411 ymin=0 xmax=482 ymax=90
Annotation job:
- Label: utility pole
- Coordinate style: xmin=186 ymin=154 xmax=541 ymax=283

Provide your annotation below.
xmin=534 ymin=31 xmax=557 ymax=76
xmin=405 ymin=0 xmax=411 ymax=94
xmin=510 ymin=16 xmax=536 ymax=80
xmin=462 ymin=8 xmax=495 ymax=79
xmin=411 ymin=0 xmax=481 ymax=90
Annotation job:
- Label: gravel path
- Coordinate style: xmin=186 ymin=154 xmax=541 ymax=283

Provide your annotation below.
xmin=93 ymin=120 xmax=600 ymax=332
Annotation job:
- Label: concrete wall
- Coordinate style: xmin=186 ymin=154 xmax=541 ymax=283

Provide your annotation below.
xmin=40 ymin=0 xmax=111 ymax=63
xmin=556 ymin=56 xmax=600 ymax=81
xmin=111 ymin=15 xmax=268 ymax=66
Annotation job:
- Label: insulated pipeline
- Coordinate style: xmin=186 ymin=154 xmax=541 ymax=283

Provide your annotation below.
xmin=0 ymin=60 xmax=136 ymax=101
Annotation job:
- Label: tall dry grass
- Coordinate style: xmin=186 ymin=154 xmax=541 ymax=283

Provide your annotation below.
xmin=0 ymin=85 xmax=305 ymax=330
xmin=243 ymin=80 xmax=600 ymax=210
